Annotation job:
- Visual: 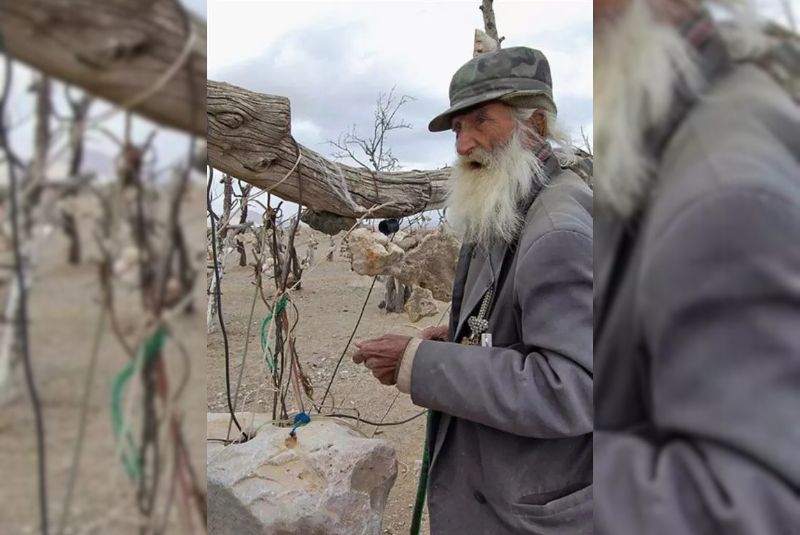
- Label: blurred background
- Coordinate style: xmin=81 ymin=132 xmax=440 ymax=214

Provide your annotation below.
xmin=0 ymin=0 xmax=207 ymax=533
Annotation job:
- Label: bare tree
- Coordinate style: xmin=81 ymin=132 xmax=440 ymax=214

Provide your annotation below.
xmin=60 ymin=90 xmax=93 ymax=264
xmin=329 ymin=87 xmax=413 ymax=176
xmin=329 ymin=88 xmax=415 ymax=313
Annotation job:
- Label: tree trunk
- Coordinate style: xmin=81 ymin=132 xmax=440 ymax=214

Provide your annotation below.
xmin=236 ymin=184 xmax=251 ymax=266
xmin=479 ymin=0 xmax=502 ymax=45
xmin=25 ymin=75 xmax=52 ymax=233
xmin=174 ymin=223 xmax=195 ymax=314
xmin=384 ymin=276 xmax=410 ymax=313
xmin=60 ymin=92 xmax=92 ymax=265
xmin=221 ymin=173 xmax=233 ymax=243
xmin=63 ymin=211 xmax=81 ymax=264
xmin=207 ymin=80 xmax=450 ymax=219
xmin=0 ymin=280 xmax=21 ymax=404
xmin=0 ymin=0 xmax=206 ymax=136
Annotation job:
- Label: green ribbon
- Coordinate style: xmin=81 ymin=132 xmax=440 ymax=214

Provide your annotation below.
xmin=260 ymin=294 xmax=289 ymax=371
xmin=110 ymin=325 xmax=168 ymax=480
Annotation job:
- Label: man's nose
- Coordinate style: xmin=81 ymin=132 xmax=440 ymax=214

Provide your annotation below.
xmin=456 ymin=132 xmax=477 ymax=156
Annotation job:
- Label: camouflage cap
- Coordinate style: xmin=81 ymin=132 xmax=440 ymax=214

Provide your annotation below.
xmin=428 ymin=46 xmax=557 ymax=132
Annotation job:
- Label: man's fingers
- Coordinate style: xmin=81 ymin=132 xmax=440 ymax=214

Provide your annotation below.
xmin=373 ymin=368 xmax=396 ymax=385
xmin=352 ymin=348 xmax=367 ymax=364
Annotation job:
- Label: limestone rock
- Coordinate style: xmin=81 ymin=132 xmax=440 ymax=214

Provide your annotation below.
xmin=347 ymin=229 xmax=404 ymax=277
xmin=396 ymin=233 xmax=419 ymax=252
xmin=390 ymin=231 xmax=460 ymax=302
xmin=208 ymin=412 xmax=398 ymax=535
xmin=404 ymin=287 xmax=439 ymax=323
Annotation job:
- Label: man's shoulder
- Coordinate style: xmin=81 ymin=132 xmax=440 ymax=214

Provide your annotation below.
xmin=519 ymin=169 xmax=593 ymax=251
xmin=648 ymin=63 xmax=800 ymax=238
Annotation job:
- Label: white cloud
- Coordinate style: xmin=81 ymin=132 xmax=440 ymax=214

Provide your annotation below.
xmin=209 ymin=0 xmax=593 ymax=171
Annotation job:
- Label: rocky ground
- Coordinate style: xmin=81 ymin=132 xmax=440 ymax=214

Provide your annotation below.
xmin=207 ymin=226 xmax=448 ymax=534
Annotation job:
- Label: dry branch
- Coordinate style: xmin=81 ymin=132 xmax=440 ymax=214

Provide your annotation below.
xmin=0 ymin=0 xmax=206 ymax=136
xmin=207 ymin=80 xmax=450 ymax=219
xmin=479 ymin=0 xmax=503 ymax=46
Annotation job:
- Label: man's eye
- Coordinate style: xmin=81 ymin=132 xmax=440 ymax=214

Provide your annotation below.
xmin=452 ymin=124 xmax=461 ymax=133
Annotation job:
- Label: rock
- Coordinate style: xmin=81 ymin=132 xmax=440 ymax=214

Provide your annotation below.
xmin=208 ymin=412 xmax=398 ymax=535
xmin=390 ymin=231 xmax=460 ymax=302
xmin=301 ymin=210 xmax=357 ymax=236
xmin=347 ymin=229 xmax=405 ymax=277
xmin=404 ymin=287 xmax=439 ymax=323
xmin=396 ymin=234 xmax=419 ymax=252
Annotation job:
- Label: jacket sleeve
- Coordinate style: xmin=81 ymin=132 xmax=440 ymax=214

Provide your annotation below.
xmin=595 ymin=188 xmax=800 ymax=534
xmin=407 ymin=228 xmax=593 ymax=438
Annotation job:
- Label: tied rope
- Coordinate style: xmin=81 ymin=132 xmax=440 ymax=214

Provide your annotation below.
xmin=110 ymin=325 xmax=168 ymax=480
xmin=260 ymin=294 xmax=290 ymax=371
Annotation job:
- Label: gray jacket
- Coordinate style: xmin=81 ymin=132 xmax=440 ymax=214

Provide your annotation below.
xmin=594 ymin=57 xmax=800 ymax=534
xmin=409 ymin=168 xmax=594 ymax=534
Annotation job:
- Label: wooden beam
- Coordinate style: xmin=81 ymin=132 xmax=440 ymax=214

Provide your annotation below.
xmin=0 ymin=0 xmax=206 ymax=136
xmin=207 ymin=80 xmax=449 ymax=219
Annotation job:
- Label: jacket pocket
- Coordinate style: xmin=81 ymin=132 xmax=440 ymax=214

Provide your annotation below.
xmin=511 ymin=483 xmax=592 ymax=518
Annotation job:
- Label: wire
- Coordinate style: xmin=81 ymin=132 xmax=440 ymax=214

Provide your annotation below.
xmin=326 ymin=410 xmax=426 ymax=427
xmin=0 ymin=32 xmax=50 ymax=535
xmin=207 ymin=167 xmax=244 ymax=436
xmin=206 ymin=409 xmax=425 ymax=447
xmin=56 ymin=309 xmax=106 ymax=535
xmin=371 ymin=390 xmax=401 ymax=438
xmin=316 ymin=226 xmax=406 ymax=413
xmin=317 ymin=274 xmax=379 ymax=412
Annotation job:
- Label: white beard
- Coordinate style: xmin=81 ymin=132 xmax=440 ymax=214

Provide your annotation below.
xmin=446 ymin=128 xmax=548 ymax=247
xmin=594 ymin=0 xmax=703 ymax=218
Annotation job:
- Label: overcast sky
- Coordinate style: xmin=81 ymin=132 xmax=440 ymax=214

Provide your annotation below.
xmin=209 ymin=0 xmax=593 ymax=172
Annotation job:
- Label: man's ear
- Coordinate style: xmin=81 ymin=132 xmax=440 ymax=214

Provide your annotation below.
xmin=528 ymin=110 xmax=547 ymax=137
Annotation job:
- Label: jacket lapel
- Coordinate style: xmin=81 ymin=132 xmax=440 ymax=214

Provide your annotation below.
xmin=430 ymin=241 xmax=508 ymax=470
xmin=594 ymin=210 xmax=638 ymax=340
xmin=455 ymin=241 xmax=508 ymax=341
xmin=448 ymin=243 xmax=474 ymax=341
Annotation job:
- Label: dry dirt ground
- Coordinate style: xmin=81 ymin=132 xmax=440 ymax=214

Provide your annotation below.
xmin=0 ymin=184 xmax=208 ymax=534
xmin=207 ymin=227 xmax=446 ymax=535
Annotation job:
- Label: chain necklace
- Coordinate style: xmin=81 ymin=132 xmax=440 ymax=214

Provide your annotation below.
xmin=462 ymin=285 xmax=494 ymax=346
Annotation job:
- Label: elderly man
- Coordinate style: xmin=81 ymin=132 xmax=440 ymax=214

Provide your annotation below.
xmin=594 ymin=1 xmax=800 ymax=533
xmin=353 ymin=47 xmax=593 ymax=534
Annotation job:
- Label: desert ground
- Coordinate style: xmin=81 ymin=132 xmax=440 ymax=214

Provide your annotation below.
xmin=0 ymin=184 xmax=208 ymax=534
xmin=207 ymin=226 xmax=447 ymax=535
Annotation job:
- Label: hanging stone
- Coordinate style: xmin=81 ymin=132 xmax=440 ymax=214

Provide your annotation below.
xmin=301 ymin=210 xmax=357 ymax=236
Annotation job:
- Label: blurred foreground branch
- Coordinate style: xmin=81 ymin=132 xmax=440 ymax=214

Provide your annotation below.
xmin=0 ymin=0 xmax=206 ymax=136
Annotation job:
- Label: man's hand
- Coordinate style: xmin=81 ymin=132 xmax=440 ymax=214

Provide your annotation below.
xmin=353 ymin=334 xmax=412 ymax=386
xmin=420 ymin=325 xmax=449 ymax=341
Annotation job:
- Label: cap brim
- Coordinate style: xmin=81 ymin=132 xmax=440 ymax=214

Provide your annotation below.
xmin=428 ymin=89 xmax=557 ymax=133
xmin=428 ymin=89 xmax=512 ymax=132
